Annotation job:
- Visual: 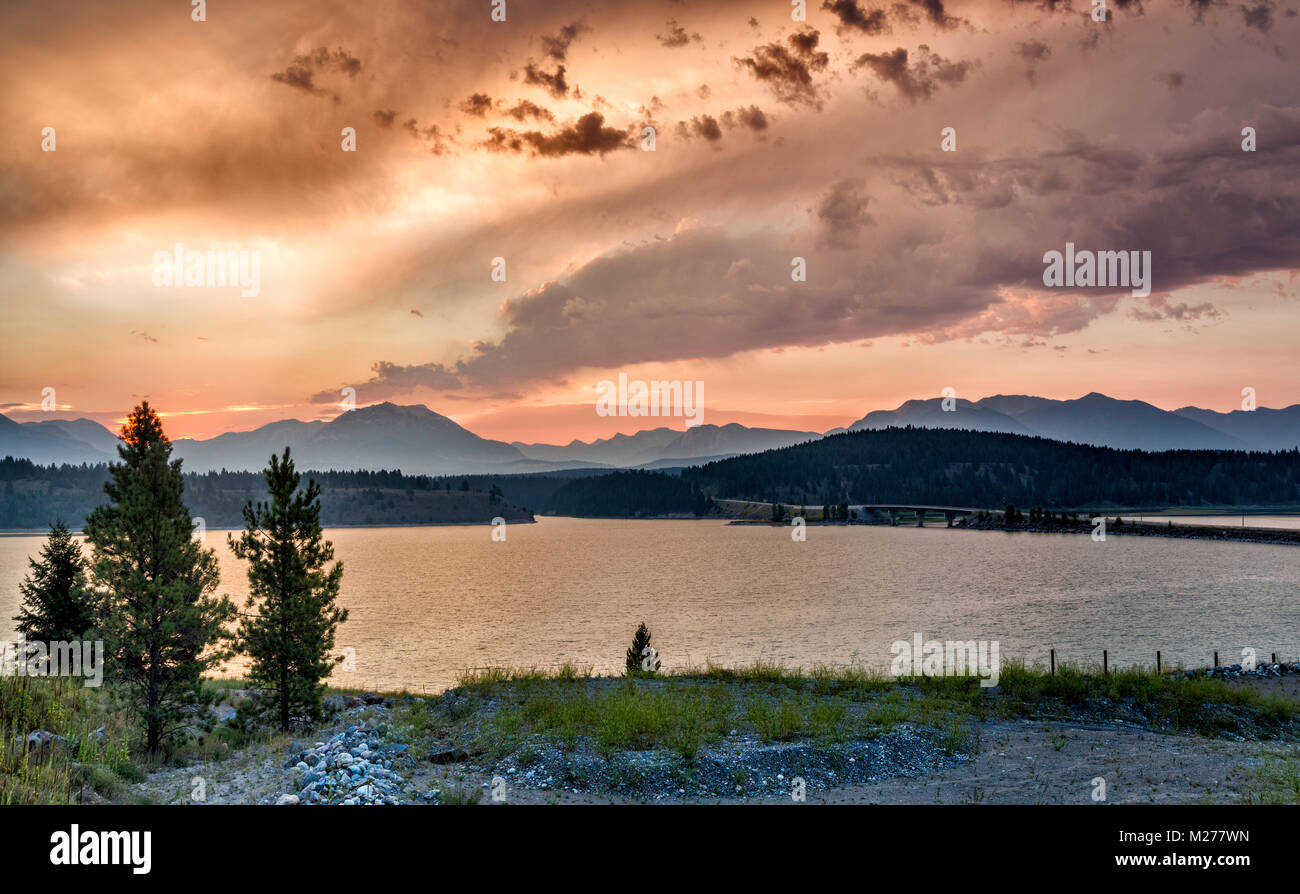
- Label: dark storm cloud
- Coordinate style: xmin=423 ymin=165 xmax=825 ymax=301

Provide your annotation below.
xmin=459 ymin=93 xmax=494 ymax=116
xmin=733 ymin=29 xmax=830 ymax=108
xmin=1241 ymin=1 xmax=1274 ymax=31
xmin=721 ymin=105 xmax=770 ymax=132
xmin=403 ymin=119 xmax=454 ymax=155
xmin=310 ymin=361 xmax=461 ymax=403
xmin=817 ymin=179 xmax=874 ymax=247
xmin=1184 ymin=0 xmax=1224 ymax=23
xmin=483 ymin=112 xmax=635 ymax=157
xmin=677 ymin=114 xmax=723 ymax=141
xmin=657 ymin=19 xmax=701 ymax=46
xmin=1017 ymin=41 xmax=1052 ymax=84
xmin=1129 ymin=298 xmax=1221 ymax=322
xmin=897 ymin=0 xmax=965 ymax=29
xmin=503 ymin=99 xmax=557 ymax=122
xmin=541 ymin=23 xmax=588 ymax=61
xmin=270 ymin=64 xmax=319 ymax=95
xmin=822 ymin=0 xmax=891 ymax=35
xmin=853 ymin=45 xmax=974 ymax=101
xmin=1017 ymin=41 xmax=1052 ymax=62
xmin=270 ymin=47 xmax=361 ymax=98
xmin=416 ymin=105 xmax=1300 ymax=387
xmin=523 ymin=63 xmax=570 ymax=98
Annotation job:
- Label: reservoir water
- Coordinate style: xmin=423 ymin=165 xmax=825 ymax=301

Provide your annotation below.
xmin=2 ymin=517 xmax=1297 ymax=692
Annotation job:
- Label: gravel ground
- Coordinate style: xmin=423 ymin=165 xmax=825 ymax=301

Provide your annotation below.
xmin=124 ymin=676 xmax=1299 ymax=806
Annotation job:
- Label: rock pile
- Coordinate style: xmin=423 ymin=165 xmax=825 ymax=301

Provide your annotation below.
xmin=280 ymin=713 xmax=411 ymax=806
xmin=1182 ymin=661 xmax=1300 ymax=680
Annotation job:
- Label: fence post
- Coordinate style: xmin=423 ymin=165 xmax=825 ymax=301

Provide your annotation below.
xmin=1156 ymin=651 xmax=1161 ymax=675
xmin=1103 ymin=650 xmax=1108 ymax=675
xmin=1050 ymin=649 xmax=1055 ymax=676
xmin=1213 ymin=651 xmax=1219 ymax=668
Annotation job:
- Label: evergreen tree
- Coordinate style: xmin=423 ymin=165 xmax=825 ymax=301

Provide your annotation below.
xmin=84 ymin=403 xmax=236 ymax=754
xmin=13 ymin=520 xmax=94 ymax=643
xmin=230 ymin=448 xmax=347 ymax=730
xmin=625 ymin=622 xmax=660 ymax=673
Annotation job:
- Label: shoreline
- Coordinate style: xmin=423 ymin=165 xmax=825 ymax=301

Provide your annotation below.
xmin=121 ymin=664 xmax=1300 ymax=806
xmin=726 ymin=517 xmax=1300 ymax=546
xmin=0 ymin=517 xmax=538 ymax=536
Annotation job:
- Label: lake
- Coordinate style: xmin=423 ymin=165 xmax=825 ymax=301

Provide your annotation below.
xmin=2 ymin=517 xmax=1298 ymax=692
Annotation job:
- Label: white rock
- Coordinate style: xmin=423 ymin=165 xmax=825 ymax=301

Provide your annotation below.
xmin=276 ymin=794 xmax=300 ymax=806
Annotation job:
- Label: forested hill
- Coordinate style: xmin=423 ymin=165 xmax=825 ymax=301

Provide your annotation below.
xmin=6 ymin=425 xmax=1299 ymax=528
xmin=680 ymin=426 xmax=1300 ymax=509
xmin=543 ymin=470 xmax=714 ymax=518
xmin=0 ymin=459 xmax=537 ymax=530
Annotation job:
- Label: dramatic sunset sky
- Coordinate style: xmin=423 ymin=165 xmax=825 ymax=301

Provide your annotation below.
xmin=1 ymin=0 xmax=1297 ymax=442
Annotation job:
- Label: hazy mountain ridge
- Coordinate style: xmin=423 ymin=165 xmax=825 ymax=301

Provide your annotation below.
xmin=846 ymin=393 xmax=1296 ymax=451
xmin=2 ymin=393 xmax=1298 ymax=476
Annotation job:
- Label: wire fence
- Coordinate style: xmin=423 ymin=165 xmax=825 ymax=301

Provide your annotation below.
xmin=320 ymin=645 xmax=1297 ymax=695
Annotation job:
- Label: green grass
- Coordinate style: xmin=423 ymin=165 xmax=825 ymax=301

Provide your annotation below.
xmin=8 ymin=659 xmax=1295 ymax=804
xmin=0 ymin=675 xmax=139 ymax=804
xmin=486 ymin=676 xmax=734 ymax=760
xmin=1242 ymin=747 xmax=1300 ymax=804
xmin=439 ymin=781 xmax=484 ymax=805
xmin=436 ymin=659 xmax=1299 ymax=762
xmin=993 ymin=659 xmax=1297 ymax=735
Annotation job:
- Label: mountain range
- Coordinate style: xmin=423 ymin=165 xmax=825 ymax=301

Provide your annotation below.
xmin=843 ymin=393 xmax=1300 ymax=452
xmin=1 ymin=393 xmax=1296 ymax=476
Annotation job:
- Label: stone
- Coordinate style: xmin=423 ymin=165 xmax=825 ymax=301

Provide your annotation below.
xmin=428 ymin=747 xmax=469 ymax=765
xmin=276 ymin=794 xmax=300 ymax=805
xmin=24 ymin=730 xmax=69 ymax=758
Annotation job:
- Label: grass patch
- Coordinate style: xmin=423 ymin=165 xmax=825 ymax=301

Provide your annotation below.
xmin=1242 ymin=747 xmax=1300 ymax=804
xmin=0 ymin=675 xmax=137 ymax=804
xmin=994 ymin=659 xmax=1298 ymax=735
xmin=434 ymin=659 xmax=1297 ymax=762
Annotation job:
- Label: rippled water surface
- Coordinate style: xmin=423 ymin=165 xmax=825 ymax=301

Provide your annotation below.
xmin=2 ymin=517 xmax=1297 ymax=692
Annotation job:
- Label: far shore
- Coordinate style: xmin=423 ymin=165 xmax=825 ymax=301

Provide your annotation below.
xmin=728 ymin=516 xmax=1300 ymax=546
xmin=0 ymin=517 xmax=538 ymax=536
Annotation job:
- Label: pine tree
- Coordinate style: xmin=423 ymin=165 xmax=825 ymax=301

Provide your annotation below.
xmin=84 ymin=402 xmax=236 ymax=754
xmin=13 ymin=520 xmax=94 ymax=643
xmin=230 ymin=448 xmax=346 ymax=730
xmin=625 ymin=622 xmax=660 ymax=674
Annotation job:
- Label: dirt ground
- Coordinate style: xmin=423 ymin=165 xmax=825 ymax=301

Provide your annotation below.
xmin=127 ymin=675 xmax=1299 ymax=806
xmin=404 ymin=719 xmax=1290 ymax=805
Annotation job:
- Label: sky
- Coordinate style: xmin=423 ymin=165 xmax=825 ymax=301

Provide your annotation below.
xmin=1 ymin=0 xmax=1297 ymax=443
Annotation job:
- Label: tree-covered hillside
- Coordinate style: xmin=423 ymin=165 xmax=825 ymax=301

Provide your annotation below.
xmin=544 ymin=470 xmax=714 ymax=518
xmin=680 ymin=427 xmax=1300 ymax=509
xmin=0 ymin=459 xmax=536 ymax=529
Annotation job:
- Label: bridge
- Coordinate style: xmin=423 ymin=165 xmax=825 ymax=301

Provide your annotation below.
xmin=853 ymin=504 xmax=983 ymax=527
